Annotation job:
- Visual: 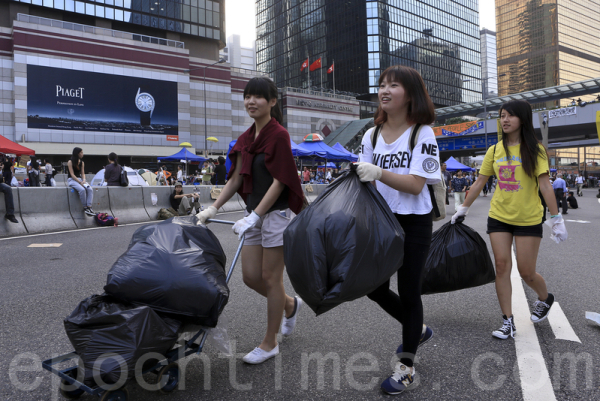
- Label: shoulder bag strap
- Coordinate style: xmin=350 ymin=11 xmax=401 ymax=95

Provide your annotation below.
xmin=371 ymin=125 xmax=382 ymax=150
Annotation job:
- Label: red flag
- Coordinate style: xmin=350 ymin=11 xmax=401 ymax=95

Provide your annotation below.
xmin=300 ymin=58 xmax=309 ymax=71
xmin=327 ymin=63 xmax=334 ymax=74
xmin=309 ymin=58 xmax=322 ymax=71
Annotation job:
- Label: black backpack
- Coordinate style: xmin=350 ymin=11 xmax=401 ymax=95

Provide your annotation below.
xmin=120 ymin=166 xmax=129 ymax=187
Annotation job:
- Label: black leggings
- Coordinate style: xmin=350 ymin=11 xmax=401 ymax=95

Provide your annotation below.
xmin=367 ymin=213 xmax=433 ymax=367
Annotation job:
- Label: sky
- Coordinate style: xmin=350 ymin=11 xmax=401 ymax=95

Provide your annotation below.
xmin=226 ymin=1 xmax=497 ymax=48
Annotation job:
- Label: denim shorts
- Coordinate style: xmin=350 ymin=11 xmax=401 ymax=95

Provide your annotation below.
xmin=243 ymin=208 xmax=295 ymax=248
xmin=486 ymin=217 xmax=543 ymax=238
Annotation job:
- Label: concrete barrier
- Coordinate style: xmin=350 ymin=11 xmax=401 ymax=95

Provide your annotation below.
xmin=303 ymin=184 xmax=317 ymax=203
xmin=69 ymin=187 xmax=111 ymax=229
xmin=19 ymin=187 xmax=77 ymax=234
xmin=142 ymin=186 xmax=174 ymax=220
xmin=107 ymin=186 xmax=150 ymax=224
xmin=0 ymin=186 xmax=28 ymax=237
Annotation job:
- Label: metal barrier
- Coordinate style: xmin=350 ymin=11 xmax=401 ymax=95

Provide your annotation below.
xmin=19 ymin=187 xmax=77 ymax=234
xmin=0 ymin=186 xmax=28 ymax=237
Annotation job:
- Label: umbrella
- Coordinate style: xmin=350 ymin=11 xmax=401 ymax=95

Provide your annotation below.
xmin=179 ymin=142 xmax=192 ymax=147
xmin=303 ymin=133 xmax=323 ymax=142
xmin=207 ymin=137 xmax=219 ymax=142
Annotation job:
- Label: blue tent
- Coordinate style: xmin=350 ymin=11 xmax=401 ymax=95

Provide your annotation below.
xmin=225 ymin=140 xmax=236 ymax=174
xmin=158 ymin=147 xmax=207 ymax=163
xmin=296 ymin=141 xmax=356 ymax=162
xmin=317 ymin=162 xmax=338 ymax=168
xmin=444 ymin=156 xmax=474 ymax=172
xmin=332 ymin=142 xmax=359 ymax=162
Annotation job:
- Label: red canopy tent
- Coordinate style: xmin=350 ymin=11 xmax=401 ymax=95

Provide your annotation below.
xmin=0 ymin=135 xmax=36 ymax=156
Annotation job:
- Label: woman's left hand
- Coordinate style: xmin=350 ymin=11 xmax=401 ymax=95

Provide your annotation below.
xmin=232 ymin=211 xmax=261 ymax=240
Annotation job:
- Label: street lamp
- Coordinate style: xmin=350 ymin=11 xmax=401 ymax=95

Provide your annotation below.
xmin=184 ymin=58 xmax=226 ymax=157
xmin=463 ymin=73 xmax=506 ymax=150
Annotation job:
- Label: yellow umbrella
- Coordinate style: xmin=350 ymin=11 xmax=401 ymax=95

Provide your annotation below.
xmin=179 ymin=142 xmax=192 ymax=147
xmin=207 ymin=137 xmax=219 ymax=142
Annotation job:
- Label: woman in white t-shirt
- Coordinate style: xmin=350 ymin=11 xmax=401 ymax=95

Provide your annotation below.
xmin=354 ymin=65 xmax=440 ymax=396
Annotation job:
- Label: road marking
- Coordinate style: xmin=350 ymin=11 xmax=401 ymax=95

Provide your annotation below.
xmin=510 ymin=247 xmax=557 ymax=401
xmin=565 ymin=220 xmax=590 ymax=223
xmin=0 ymin=211 xmax=242 ymax=241
xmin=27 ymin=243 xmax=62 ymax=248
xmin=548 ymin=302 xmax=581 ymax=343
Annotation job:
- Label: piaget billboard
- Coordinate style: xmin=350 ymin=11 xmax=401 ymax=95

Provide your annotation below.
xmin=27 ymin=65 xmax=178 ymax=135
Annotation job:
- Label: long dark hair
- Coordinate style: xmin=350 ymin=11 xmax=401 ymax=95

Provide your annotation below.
xmin=108 ymin=152 xmax=118 ymax=167
xmin=243 ymin=77 xmax=283 ymax=124
xmin=374 ymin=65 xmax=436 ymax=126
xmin=71 ymin=147 xmax=82 ymax=172
xmin=499 ymin=100 xmax=547 ymax=178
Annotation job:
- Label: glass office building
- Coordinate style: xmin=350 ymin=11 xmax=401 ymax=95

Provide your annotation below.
xmin=256 ymin=0 xmax=482 ymax=107
xmin=480 ymin=28 xmax=498 ymax=98
xmin=496 ymin=0 xmax=600 ymax=105
xmin=8 ymin=0 xmax=225 ymax=41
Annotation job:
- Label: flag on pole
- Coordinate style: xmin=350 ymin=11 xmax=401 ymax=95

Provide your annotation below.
xmin=327 ymin=63 xmax=334 ymax=74
xmin=309 ymin=58 xmax=322 ymax=71
xmin=301 ymin=58 xmax=309 ymax=71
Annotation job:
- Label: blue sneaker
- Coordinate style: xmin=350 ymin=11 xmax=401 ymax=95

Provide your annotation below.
xmin=396 ymin=325 xmax=433 ymax=355
xmin=381 ymin=362 xmax=416 ymax=395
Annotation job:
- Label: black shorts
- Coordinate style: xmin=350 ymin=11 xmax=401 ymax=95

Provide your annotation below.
xmin=486 ymin=217 xmax=543 ymax=238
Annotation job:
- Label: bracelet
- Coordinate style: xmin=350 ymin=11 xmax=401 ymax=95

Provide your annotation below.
xmin=550 ymin=214 xmax=560 ymax=218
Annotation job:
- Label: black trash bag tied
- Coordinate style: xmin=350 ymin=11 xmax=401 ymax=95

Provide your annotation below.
xmin=284 ymin=167 xmax=405 ymax=315
xmin=105 ymin=215 xmax=228 ymax=327
xmin=422 ymin=220 xmax=495 ymax=295
xmin=64 ymin=294 xmax=181 ymax=387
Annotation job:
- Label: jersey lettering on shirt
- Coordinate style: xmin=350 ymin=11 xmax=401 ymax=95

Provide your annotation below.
xmin=372 ymin=151 xmax=412 ymax=170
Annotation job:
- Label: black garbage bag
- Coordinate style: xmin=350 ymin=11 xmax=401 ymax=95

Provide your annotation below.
xmin=105 ymin=216 xmax=228 ymax=327
xmin=284 ymin=168 xmax=405 ymax=315
xmin=422 ymin=220 xmax=495 ymax=294
xmin=64 ymin=294 xmax=181 ymax=386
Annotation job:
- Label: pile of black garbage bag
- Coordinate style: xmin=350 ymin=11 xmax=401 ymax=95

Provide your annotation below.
xmin=422 ymin=219 xmax=495 ymax=294
xmin=64 ymin=216 xmax=228 ymax=386
xmin=284 ymin=167 xmax=405 ymax=315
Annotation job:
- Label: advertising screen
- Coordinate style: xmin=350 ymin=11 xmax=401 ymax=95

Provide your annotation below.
xmin=27 ymin=65 xmax=178 ymax=135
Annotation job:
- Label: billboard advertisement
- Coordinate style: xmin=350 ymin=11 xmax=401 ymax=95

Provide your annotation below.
xmin=27 ymin=65 xmax=178 ymax=135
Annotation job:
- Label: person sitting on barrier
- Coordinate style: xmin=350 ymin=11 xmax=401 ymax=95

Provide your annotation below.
xmin=196 ymin=76 xmax=305 ymax=365
xmin=170 ymin=182 xmax=200 ymax=215
xmin=0 ymin=172 xmax=18 ymax=223
xmin=68 ymin=147 xmax=94 ymax=216
xmin=104 ymin=152 xmax=121 ymax=187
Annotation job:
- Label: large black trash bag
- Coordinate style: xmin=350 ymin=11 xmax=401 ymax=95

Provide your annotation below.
xmin=284 ymin=168 xmax=405 ymax=315
xmin=64 ymin=294 xmax=181 ymax=386
xmin=422 ymin=220 xmax=495 ymax=294
xmin=105 ymin=215 xmax=228 ymax=327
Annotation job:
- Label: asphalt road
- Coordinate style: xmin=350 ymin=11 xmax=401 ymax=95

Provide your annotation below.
xmin=1 ymin=188 xmax=599 ymax=400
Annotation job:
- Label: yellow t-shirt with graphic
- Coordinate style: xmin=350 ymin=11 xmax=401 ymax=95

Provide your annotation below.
xmin=480 ymin=142 xmax=549 ymax=226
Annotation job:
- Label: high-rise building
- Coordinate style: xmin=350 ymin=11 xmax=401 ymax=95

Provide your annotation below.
xmin=220 ymin=34 xmax=256 ymax=70
xmin=496 ymin=0 xmax=600 ymax=105
xmin=480 ymin=28 xmax=498 ymax=98
xmin=256 ymin=0 xmax=483 ymax=107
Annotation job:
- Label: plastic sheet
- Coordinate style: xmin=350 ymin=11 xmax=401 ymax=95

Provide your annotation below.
xmin=284 ymin=168 xmax=405 ymax=315
xmin=422 ymin=220 xmax=495 ymax=294
xmin=105 ymin=216 xmax=228 ymax=327
xmin=64 ymin=294 xmax=181 ymax=386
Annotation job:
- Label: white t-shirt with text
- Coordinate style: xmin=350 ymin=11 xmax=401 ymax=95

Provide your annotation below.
xmin=359 ymin=125 xmax=441 ymax=215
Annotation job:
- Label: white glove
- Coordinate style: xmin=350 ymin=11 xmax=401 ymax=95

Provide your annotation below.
xmin=354 ymin=162 xmax=382 ymax=182
xmin=544 ymin=214 xmax=568 ymax=244
xmin=451 ymin=205 xmax=469 ymax=224
xmin=232 ymin=211 xmax=261 ymax=240
xmin=196 ymin=206 xmax=217 ymax=225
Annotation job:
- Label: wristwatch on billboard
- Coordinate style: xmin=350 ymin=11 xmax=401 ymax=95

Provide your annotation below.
xmin=135 ymin=87 xmax=155 ymax=126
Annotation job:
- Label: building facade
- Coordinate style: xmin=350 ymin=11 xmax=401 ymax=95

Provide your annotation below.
xmin=256 ymin=0 xmax=483 ymax=107
xmin=220 ymin=34 xmax=256 ymax=70
xmin=496 ymin=0 xmax=600 ymax=105
xmin=480 ymin=28 xmax=498 ymax=98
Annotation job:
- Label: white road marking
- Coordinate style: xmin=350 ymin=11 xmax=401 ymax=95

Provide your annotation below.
xmin=510 ymin=247 xmax=557 ymax=401
xmin=548 ymin=302 xmax=581 ymax=343
xmin=565 ymin=220 xmax=590 ymax=223
xmin=27 ymin=243 xmax=62 ymax=248
xmin=0 ymin=211 xmax=242 ymax=241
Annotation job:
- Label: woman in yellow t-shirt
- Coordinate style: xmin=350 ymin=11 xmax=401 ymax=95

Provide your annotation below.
xmin=451 ymin=100 xmax=567 ymax=340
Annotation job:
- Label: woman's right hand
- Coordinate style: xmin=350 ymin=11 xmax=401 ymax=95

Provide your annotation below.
xmin=196 ymin=206 xmax=217 ymax=225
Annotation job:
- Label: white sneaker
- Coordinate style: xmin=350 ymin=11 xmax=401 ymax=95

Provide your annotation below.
xmin=281 ymin=296 xmax=302 ymax=336
xmin=242 ymin=345 xmax=279 ymax=364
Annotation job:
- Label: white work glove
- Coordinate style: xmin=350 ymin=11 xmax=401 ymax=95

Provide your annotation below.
xmin=196 ymin=206 xmax=217 ymax=225
xmin=232 ymin=211 xmax=261 ymax=240
xmin=354 ymin=162 xmax=382 ymax=182
xmin=544 ymin=214 xmax=568 ymax=244
xmin=451 ymin=205 xmax=469 ymax=224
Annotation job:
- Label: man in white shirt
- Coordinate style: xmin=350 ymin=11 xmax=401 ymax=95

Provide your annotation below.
xmin=177 ymin=165 xmax=184 ymax=184
xmin=575 ymin=175 xmax=584 ymax=197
